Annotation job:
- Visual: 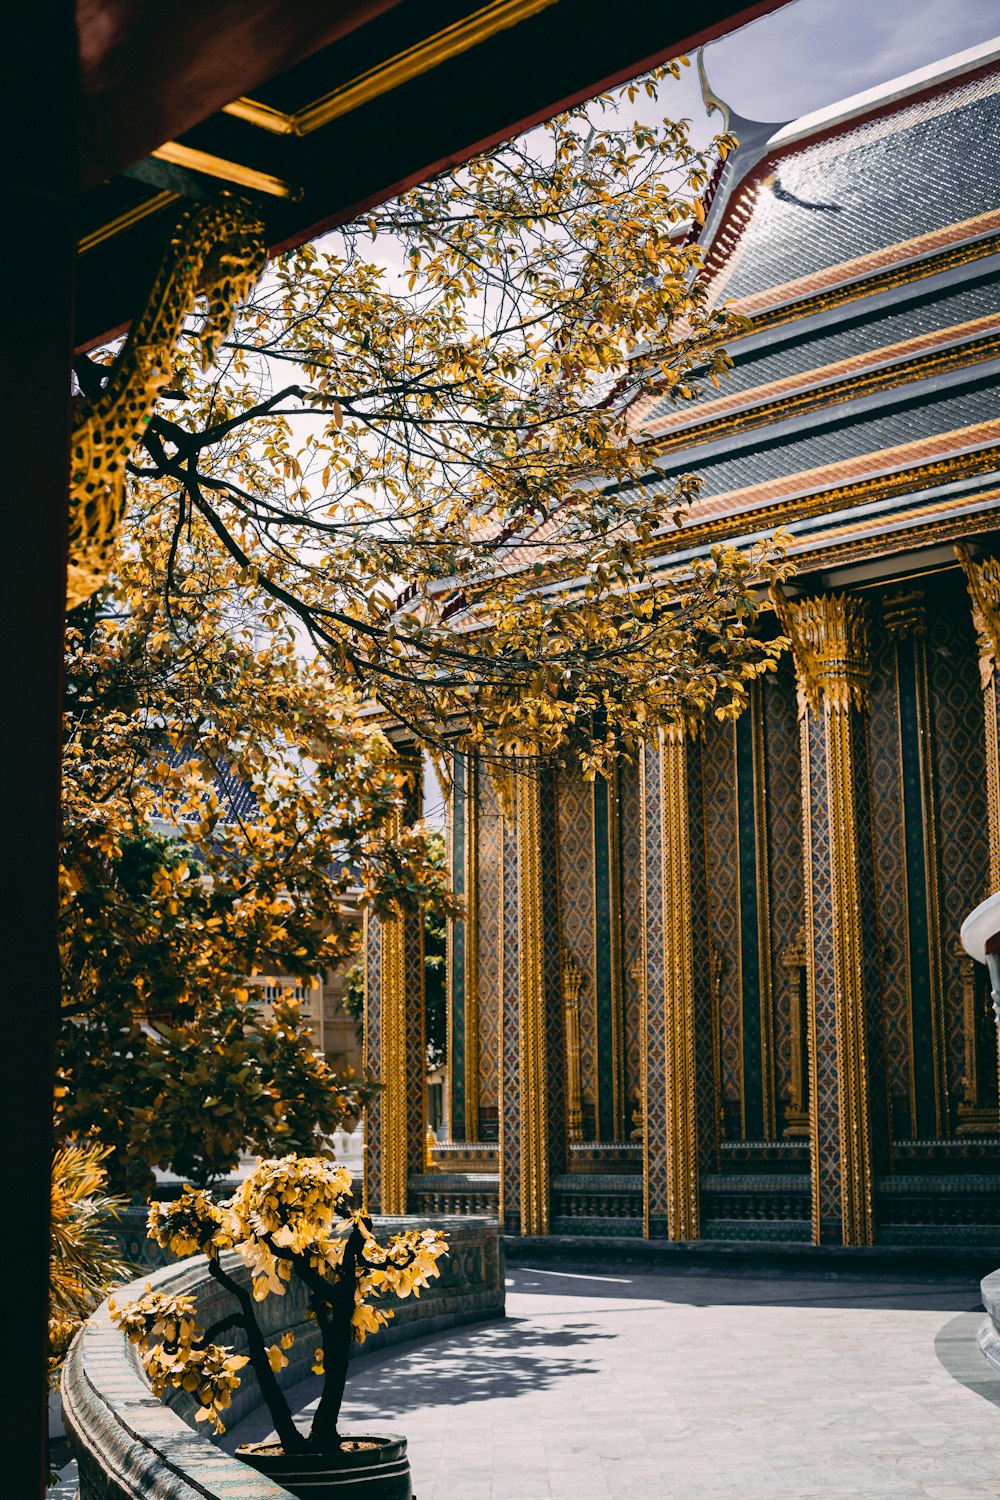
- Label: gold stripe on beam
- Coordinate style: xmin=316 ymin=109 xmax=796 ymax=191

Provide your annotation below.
xmin=223 ymin=0 xmax=561 ymax=137
xmin=151 ymin=142 xmax=302 ymax=201
xmin=79 ymin=190 xmax=179 ymax=255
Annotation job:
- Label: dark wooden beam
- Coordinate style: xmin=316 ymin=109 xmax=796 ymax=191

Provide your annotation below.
xmin=77 ymin=0 xmax=410 ymax=188
xmin=74 ymin=0 xmax=790 ymax=349
xmin=0 ymin=4 xmax=77 ymax=1498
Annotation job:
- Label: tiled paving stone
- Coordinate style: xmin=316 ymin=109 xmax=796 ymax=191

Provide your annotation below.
xmin=225 ymin=1265 xmax=1000 ymax=1499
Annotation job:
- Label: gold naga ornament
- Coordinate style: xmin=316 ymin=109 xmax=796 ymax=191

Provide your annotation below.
xmin=67 ymin=194 xmax=268 ymax=611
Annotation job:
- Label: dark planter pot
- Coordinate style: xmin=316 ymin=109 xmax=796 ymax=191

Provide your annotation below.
xmin=237 ymin=1432 xmax=412 ymax=1499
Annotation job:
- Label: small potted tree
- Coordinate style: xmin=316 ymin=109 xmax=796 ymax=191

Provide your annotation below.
xmin=110 ymin=1155 xmax=449 ymax=1498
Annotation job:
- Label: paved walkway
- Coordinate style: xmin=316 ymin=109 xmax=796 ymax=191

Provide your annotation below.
xmin=226 ymin=1264 xmax=1000 ymax=1499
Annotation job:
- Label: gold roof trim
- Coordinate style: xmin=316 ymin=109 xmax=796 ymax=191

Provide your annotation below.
xmin=223 ymin=0 xmax=560 ymax=137
xmin=150 ymin=143 xmax=302 ymax=201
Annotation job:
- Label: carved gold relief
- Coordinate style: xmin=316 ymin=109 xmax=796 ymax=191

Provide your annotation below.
xmin=68 ymin=196 xmax=267 ymax=611
xmin=561 ymin=954 xmax=585 ymax=1144
xmin=956 ymin=545 xmax=1000 ymax=689
xmin=882 ymin=587 xmax=928 ymax=640
xmin=780 ymin=929 xmax=810 ymax=1139
xmin=957 ymin=546 xmax=1000 ymax=893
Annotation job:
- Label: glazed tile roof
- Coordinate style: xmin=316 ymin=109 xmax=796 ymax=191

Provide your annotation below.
xmin=623 ymin=45 xmax=1000 ymax=576
xmin=708 ymin=68 xmax=1000 ymax=305
xmin=156 ymin=744 xmax=259 ymax=826
xmin=646 ymin=378 xmax=1000 ymax=503
xmin=644 ymin=269 xmax=1000 ymax=421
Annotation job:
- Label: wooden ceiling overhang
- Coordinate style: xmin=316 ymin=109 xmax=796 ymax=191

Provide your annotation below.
xmin=75 ymin=0 xmax=789 ymax=351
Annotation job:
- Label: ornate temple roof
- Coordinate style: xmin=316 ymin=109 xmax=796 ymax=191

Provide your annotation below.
xmin=624 ymin=38 xmax=1000 ymax=580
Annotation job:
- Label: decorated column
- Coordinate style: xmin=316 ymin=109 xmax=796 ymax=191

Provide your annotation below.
xmin=774 ymin=591 xmax=887 ymax=1245
xmin=882 ymin=587 xmax=948 ymax=1138
xmin=494 ymin=753 xmax=565 ymax=1235
xmin=957 ymin=546 xmax=1000 ymax=893
xmin=639 ymin=726 xmax=713 ymax=1240
xmin=364 ymin=755 xmax=426 ymax=1215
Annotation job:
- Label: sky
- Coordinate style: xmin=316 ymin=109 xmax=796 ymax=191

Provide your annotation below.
xmin=652 ymin=0 xmax=998 ymax=140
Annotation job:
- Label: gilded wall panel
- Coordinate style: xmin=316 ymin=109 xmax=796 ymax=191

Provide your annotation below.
xmin=761 ymin=658 xmax=803 ymax=1125
xmin=853 ymin=707 xmax=891 ymax=1173
xmin=557 ymin=775 xmax=597 ymax=1132
xmin=501 ymin=810 xmax=522 ymax=1228
xmin=403 ymin=907 xmax=427 ymax=1180
xmin=806 ymin=710 xmax=843 ymax=1237
xmin=927 ymin=574 xmax=990 ymax=1119
xmin=541 ymin=771 xmax=567 ymax=1171
xmin=619 ymin=759 xmax=644 ymax=1119
xmin=867 ymin=614 xmax=912 ymax=1130
xmin=475 ymin=772 xmax=503 ymax=1128
xmin=701 ymin=714 xmax=742 ymax=1136
xmin=689 ymin=738 xmax=719 ymax=1173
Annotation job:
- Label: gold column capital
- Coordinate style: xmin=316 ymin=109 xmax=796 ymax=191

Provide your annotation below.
xmin=957 ymin=544 xmax=1000 ymax=690
xmin=771 ymin=587 xmax=869 ymax=715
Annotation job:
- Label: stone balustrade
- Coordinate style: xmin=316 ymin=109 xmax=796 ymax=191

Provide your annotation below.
xmin=62 ymin=1216 xmax=503 ymax=1500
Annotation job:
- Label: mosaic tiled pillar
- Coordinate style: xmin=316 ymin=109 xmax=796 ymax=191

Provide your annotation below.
xmin=775 ymin=591 xmax=887 ymax=1245
xmin=446 ymin=753 xmax=478 ymax=1142
xmin=364 ymin=758 xmax=426 ymax=1215
xmin=495 ymin=755 xmax=564 ymax=1235
xmin=640 ymin=728 xmax=702 ymax=1241
xmin=556 ymin=770 xmax=625 ymax=1141
xmin=957 ymin=546 xmax=1000 ymax=894
xmin=881 ymin=587 xmax=948 ymax=1139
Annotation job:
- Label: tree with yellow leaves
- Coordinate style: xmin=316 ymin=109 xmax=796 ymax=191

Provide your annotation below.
xmin=59 ymin=514 xmax=456 ymax=1197
xmin=76 ymin=61 xmax=787 ymax=781
xmin=110 ymin=1155 xmax=448 ymax=1457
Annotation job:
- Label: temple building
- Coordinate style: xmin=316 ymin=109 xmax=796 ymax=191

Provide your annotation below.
xmin=363 ymin=38 xmax=1000 ymax=1246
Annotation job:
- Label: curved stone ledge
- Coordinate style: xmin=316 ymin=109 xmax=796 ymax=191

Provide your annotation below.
xmin=978 ymin=1268 xmax=1000 ymax=1375
xmin=63 ymin=1215 xmax=503 ymax=1500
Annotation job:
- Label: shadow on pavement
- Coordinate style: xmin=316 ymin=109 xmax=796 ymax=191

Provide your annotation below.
xmin=220 ymin=1317 xmax=615 ymax=1448
xmin=934 ymin=1310 xmax=1000 ymax=1408
xmin=510 ymin=1264 xmax=985 ymax=1313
